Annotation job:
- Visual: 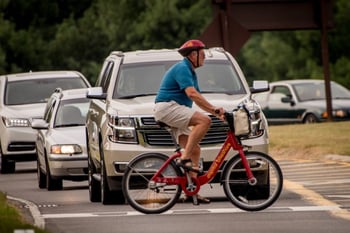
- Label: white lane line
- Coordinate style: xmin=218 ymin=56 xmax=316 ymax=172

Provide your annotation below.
xmin=284 ymin=179 xmax=350 ymax=221
xmin=41 ymin=205 xmax=342 ymax=219
xmin=327 ymin=195 xmax=350 ymax=199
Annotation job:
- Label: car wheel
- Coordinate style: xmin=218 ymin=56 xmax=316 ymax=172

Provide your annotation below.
xmin=37 ymin=159 xmax=46 ymax=189
xmin=45 ymin=155 xmax=63 ymax=191
xmin=0 ymin=149 xmax=15 ymax=174
xmin=88 ymin=156 xmax=101 ymax=202
xmin=304 ymin=114 xmax=318 ymax=124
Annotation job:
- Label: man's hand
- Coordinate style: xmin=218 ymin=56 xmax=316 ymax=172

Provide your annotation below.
xmin=214 ymin=107 xmax=225 ymax=121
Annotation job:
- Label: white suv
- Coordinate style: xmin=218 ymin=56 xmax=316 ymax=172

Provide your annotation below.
xmin=0 ymin=71 xmax=90 ymax=173
xmin=86 ymin=48 xmax=269 ymax=204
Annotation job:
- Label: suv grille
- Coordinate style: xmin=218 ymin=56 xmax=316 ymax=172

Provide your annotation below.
xmin=140 ymin=116 xmax=228 ymax=146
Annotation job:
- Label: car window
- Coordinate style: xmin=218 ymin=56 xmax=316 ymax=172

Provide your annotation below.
xmin=54 ymin=99 xmax=90 ymax=127
xmin=197 ymin=60 xmax=245 ymax=94
xmin=113 ymin=62 xmax=175 ymax=98
xmin=113 ymin=60 xmax=246 ymax=98
xmin=294 ymin=82 xmax=350 ymax=101
xmin=99 ymin=61 xmax=114 ymax=93
xmin=5 ymin=78 xmax=88 ymax=105
xmin=332 ymin=82 xmax=350 ymax=99
xmin=271 ymin=86 xmax=291 ymax=96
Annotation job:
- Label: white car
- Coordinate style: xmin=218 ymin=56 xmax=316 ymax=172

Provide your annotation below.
xmin=0 ymin=71 xmax=91 ymax=173
xmin=32 ymin=88 xmax=90 ymax=190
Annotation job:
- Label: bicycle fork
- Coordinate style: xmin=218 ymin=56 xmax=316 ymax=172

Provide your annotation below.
xmin=238 ymin=149 xmax=257 ymax=185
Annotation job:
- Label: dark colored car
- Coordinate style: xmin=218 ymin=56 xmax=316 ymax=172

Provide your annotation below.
xmin=253 ymin=79 xmax=350 ymax=124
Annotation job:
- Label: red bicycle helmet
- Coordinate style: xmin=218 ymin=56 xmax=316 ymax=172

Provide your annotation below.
xmin=178 ymin=39 xmax=205 ymax=57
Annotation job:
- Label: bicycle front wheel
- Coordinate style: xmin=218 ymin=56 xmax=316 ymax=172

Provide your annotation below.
xmin=222 ymin=151 xmax=283 ymax=211
xmin=122 ymin=153 xmax=182 ymax=214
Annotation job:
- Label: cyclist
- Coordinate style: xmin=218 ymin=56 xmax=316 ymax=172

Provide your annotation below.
xmin=154 ymin=39 xmax=225 ymax=203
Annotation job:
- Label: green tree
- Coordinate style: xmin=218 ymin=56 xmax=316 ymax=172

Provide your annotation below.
xmin=238 ymin=0 xmax=350 ymax=89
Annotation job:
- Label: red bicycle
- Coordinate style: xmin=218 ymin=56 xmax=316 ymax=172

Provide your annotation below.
xmin=122 ymin=106 xmax=283 ymax=214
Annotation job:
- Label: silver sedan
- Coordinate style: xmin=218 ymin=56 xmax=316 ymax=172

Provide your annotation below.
xmin=32 ymin=88 xmax=90 ymax=190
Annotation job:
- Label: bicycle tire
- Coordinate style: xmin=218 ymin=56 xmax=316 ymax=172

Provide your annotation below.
xmin=222 ymin=151 xmax=283 ymax=211
xmin=122 ymin=153 xmax=182 ymax=214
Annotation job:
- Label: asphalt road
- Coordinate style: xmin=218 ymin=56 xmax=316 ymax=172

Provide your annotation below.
xmin=1 ymin=159 xmax=350 ymax=233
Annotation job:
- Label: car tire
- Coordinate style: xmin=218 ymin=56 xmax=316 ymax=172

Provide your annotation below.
xmin=37 ymin=159 xmax=46 ymax=189
xmin=0 ymin=150 xmax=16 ymax=174
xmin=88 ymin=157 xmax=101 ymax=202
xmin=100 ymin=158 xmax=114 ymax=204
xmin=303 ymin=113 xmax=318 ymax=124
xmin=45 ymin=155 xmax=63 ymax=191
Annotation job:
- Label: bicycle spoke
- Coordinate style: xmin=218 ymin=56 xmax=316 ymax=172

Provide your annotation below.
xmin=122 ymin=153 xmax=182 ymax=214
xmin=223 ymin=152 xmax=283 ymax=211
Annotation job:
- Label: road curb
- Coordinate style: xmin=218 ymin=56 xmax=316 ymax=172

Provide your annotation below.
xmin=8 ymin=195 xmax=45 ymax=229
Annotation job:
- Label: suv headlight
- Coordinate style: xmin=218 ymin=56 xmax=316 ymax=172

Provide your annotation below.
xmin=2 ymin=117 xmax=30 ymax=127
xmin=50 ymin=144 xmax=82 ymax=154
xmin=107 ymin=115 xmax=137 ymax=143
xmin=244 ymin=100 xmax=265 ymax=138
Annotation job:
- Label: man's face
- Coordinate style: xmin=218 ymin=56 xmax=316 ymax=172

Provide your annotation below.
xmin=189 ymin=49 xmax=205 ymax=67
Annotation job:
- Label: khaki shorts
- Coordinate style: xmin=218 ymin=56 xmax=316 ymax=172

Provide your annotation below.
xmin=154 ymin=101 xmax=195 ymax=141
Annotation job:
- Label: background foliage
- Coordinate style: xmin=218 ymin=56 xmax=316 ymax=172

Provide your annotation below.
xmin=0 ymin=0 xmax=349 ymax=88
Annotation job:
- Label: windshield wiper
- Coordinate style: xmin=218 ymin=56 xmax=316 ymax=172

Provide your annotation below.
xmin=118 ymin=93 xmax=156 ymax=99
xmin=201 ymin=90 xmax=238 ymax=95
xmin=55 ymin=123 xmax=84 ymax=128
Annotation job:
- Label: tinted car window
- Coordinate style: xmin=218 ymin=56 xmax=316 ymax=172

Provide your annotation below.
xmin=5 ymin=78 xmax=88 ymax=105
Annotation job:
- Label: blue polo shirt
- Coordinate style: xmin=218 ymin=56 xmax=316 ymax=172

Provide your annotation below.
xmin=155 ymin=58 xmax=200 ymax=107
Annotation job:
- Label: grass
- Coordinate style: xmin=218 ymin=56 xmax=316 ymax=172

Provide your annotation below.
xmin=0 ymin=192 xmax=49 ymax=233
xmin=268 ymin=121 xmax=350 ymax=160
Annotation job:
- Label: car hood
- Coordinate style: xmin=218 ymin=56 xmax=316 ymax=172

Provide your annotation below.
xmin=107 ymin=94 xmax=247 ymax=115
xmin=49 ymin=126 xmax=86 ymax=145
xmin=300 ymin=99 xmax=350 ymax=109
xmin=1 ymin=103 xmax=46 ymax=118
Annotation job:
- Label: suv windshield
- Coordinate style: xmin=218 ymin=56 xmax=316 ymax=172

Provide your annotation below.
xmin=113 ymin=60 xmax=246 ymax=99
xmin=5 ymin=78 xmax=88 ymax=105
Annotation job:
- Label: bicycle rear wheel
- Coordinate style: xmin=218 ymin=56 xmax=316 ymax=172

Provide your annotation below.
xmin=122 ymin=153 xmax=182 ymax=214
xmin=222 ymin=151 xmax=283 ymax=211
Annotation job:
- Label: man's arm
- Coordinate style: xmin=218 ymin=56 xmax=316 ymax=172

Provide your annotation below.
xmin=185 ymin=86 xmax=224 ymax=116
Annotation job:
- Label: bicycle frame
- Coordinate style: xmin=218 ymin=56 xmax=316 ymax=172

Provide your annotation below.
xmin=151 ymin=130 xmax=256 ymax=196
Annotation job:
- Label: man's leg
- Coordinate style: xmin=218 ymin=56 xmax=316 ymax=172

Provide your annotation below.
xmin=178 ymin=114 xmax=211 ymax=203
xmin=179 ymin=111 xmax=211 ymax=171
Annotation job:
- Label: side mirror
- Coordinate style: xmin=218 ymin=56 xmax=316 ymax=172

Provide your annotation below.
xmin=31 ymin=118 xmax=49 ymax=130
xmin=250 ymin=80 xmax=269 ymax=94
xmin=86 ymin=87 xmax=107 ymax=100
xmin=281 ymin=95 xmax=295 ymax=106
